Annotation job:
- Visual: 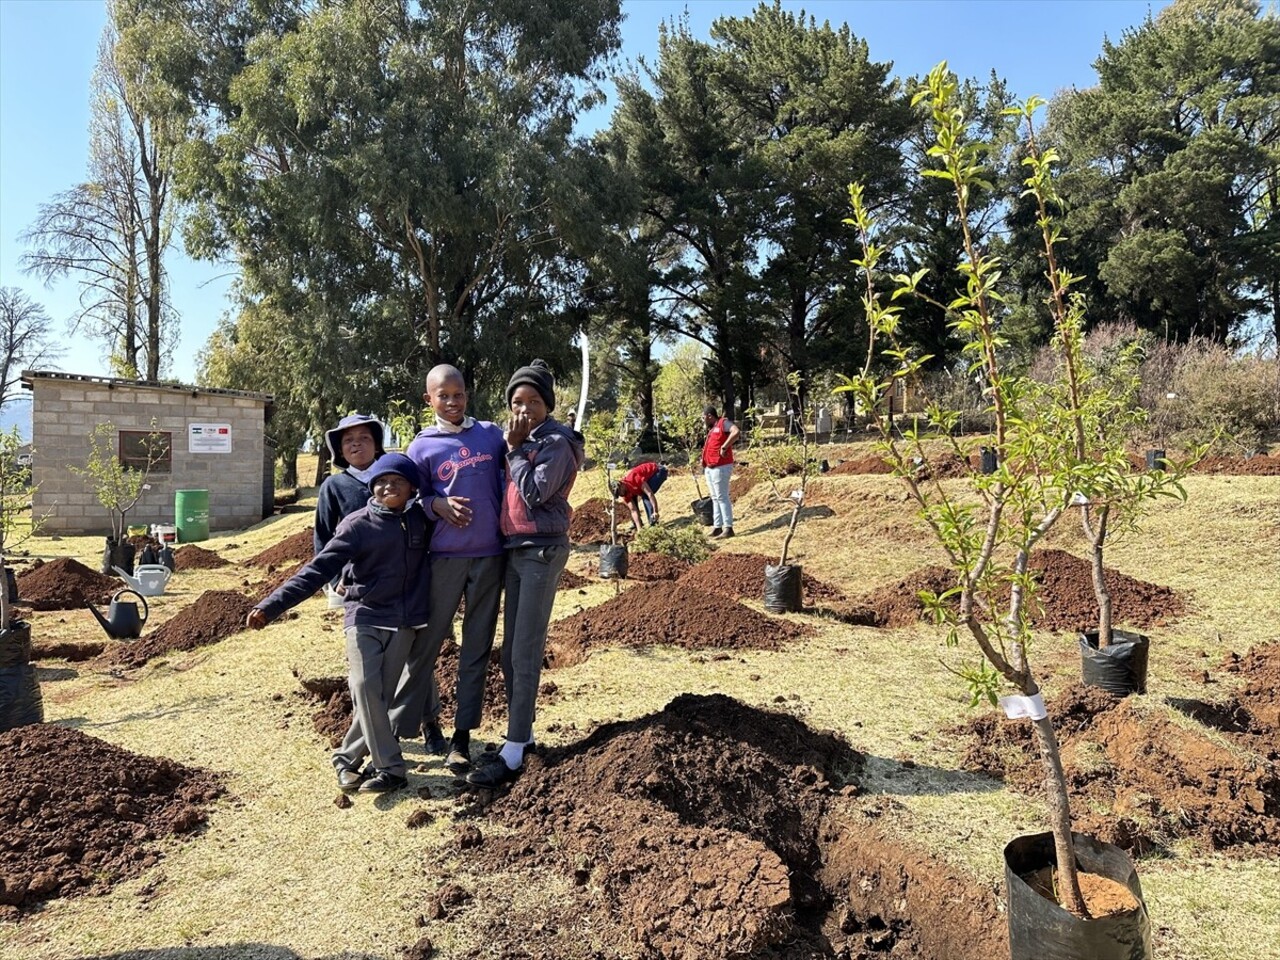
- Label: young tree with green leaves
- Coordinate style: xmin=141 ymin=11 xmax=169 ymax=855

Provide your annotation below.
xmin=73 ymin=421 xmax=169 ymax=542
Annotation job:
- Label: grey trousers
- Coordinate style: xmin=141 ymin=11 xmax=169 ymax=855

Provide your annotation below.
xmin=502 ymin=543 xmax=569 ymax=744
xmin=395 ymin=553 xmax=504 ymax=734
xmin=333 ymin=625 xmax=420 ymax=777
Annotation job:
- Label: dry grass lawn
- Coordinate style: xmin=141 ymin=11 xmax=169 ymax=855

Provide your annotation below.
xmin=2 ymin=444 xmax=1278 ymax=960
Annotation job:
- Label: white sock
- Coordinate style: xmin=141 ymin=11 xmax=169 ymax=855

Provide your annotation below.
xmin=499 ymin=740 xmax=525 ymax=770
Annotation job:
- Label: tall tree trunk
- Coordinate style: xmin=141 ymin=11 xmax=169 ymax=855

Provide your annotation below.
xmin=278 ymin=452 xmax=298 ymax=488
xmin=313 ymin=444 xmax=331 ymax=486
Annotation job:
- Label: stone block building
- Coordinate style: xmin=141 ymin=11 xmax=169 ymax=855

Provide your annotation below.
xmin=22 ymin=371 xmax=275 ymax=536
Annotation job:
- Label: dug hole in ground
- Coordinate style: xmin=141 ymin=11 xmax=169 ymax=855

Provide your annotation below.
xmin=1 ymin=446 xmax=1278 ymax=960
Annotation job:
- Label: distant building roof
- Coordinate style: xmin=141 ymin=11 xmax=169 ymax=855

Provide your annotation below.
xmin=21 ymin=370 xmax=274 ymax=408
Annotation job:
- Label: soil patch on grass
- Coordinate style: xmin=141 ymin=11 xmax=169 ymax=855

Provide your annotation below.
xmin=958 ymin=682 xmax=1280 ymax=853
xmin=245 ymin=528 xmax=314 ymax=567
xmin=1194 ymin=454 xmax=1280 ymax=475
xmin=729 ymin=465 xmax=760 ymax=498
xmin=842 ymin=549 xmax=1185 ymax=632
xmin=250 ymin=561 xmax=307 ymax=603
xmin=172 ymin=544 xmax=230 ymax=571
xmin=15 ymin=558 xmax=118 ymax=612
xmin=627 ymin=552 xmax=691 ymax=582
xmin=568 ymin=498 xmax=633 ymax=545
xmin=0 ymin=724 xmax=222 ymax=918
xmin=678 ymin=550 xmax=847 ymax=603
xmin=1175 ymin=643 xmax=1280 ymax=761
xmin=547 ymin=582 xmax=811 ymax=669
xmin=443 ymin=693 xmax=1002 ymax=960
xmin=828 ymin=456 xmax=892 ymax=476
xmin=99 ymin=590 xmax=254 ymax=670
xmin=30 ymin=640 xmax=106 ymax=662
xmin=558 ymin=568 xmax=590 ymax=590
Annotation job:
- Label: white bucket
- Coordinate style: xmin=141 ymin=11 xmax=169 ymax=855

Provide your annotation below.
xmin=152 ymin=524 xmax=177 ymax=545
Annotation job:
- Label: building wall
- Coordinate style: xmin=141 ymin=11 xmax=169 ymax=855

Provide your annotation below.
xmin=29 ymin=378 xmax=270 ymax=536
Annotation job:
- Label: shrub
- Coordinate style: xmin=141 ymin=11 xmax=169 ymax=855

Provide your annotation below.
xmin=632 ymin=523 xmax=710 ymax=564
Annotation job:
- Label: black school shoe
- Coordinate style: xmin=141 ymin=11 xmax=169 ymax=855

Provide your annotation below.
xmin=358 ymin=770 xmax=409 ymax=794
xmin=465 ymin=759 xmax=521 ymax=789
xmin=446 ymin=734 xmax=472 ymax=773
xmin=423 ymin=721 xmax=449 ymax=755
xmin=336 ymin=765 xmax=368 ymax=793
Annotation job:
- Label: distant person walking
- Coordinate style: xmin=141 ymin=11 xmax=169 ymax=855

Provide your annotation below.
xmin=701 ymin=405 xmax=740 ymax=538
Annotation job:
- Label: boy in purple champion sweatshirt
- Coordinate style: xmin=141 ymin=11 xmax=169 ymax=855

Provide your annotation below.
xmin=400 ymin=364 xmax=507 ymax=773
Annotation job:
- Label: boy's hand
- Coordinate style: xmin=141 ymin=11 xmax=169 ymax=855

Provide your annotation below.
xmin=506 ymin=411 xmax=533 ymax=449
xmin=246 ymin=609 xmax=268 ymax=630
xmin=433 ymin=495 xmax=473 ymax=528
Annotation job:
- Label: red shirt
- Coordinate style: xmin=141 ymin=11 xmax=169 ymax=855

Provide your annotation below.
xmin=702 ymin=418 xmax=735 ymax=467
xmin=618 ymin=461 xmax=661 ymax=501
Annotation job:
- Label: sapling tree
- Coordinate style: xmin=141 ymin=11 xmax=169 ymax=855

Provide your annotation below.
xmin=838 ymin=66 xmax=1107 ymax=916
xmin=0 ymin=428 xmax=45 ymax=632
xmin=749 ymin=373 xmax=819 ymax=568
xmin=582 ymin=411 xmax=635 ymax=547
xmin=73 ymin=420 xmax=169 ymax=541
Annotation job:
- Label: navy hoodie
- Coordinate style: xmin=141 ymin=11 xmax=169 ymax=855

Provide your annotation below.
xmin=256 ymin=499 xmax=431 ymax=629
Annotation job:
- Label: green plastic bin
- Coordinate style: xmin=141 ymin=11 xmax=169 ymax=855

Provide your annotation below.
xmin=175 ymin=489 xmax=210 ymax=543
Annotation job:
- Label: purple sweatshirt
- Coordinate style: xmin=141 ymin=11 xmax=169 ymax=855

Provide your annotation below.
xmin=406 ymin=420 xmax=506 ymax=558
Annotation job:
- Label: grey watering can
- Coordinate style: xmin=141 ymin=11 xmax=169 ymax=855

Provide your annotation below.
xmin=113 ymin=563 xmax=172 ymax=597
xmin=85 ymin=588 xmax=149 ymax=640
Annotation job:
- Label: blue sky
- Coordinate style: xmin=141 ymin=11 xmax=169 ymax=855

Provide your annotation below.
xmin=0 ymin=0 xmax=1171 ymax=390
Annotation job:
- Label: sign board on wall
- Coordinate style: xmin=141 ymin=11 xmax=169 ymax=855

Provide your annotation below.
xmin=189 ymin=423 xmax=232 ymax=453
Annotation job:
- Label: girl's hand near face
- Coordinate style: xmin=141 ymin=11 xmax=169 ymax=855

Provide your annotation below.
xmin=506 ymin=411 xmax=533 ymax=449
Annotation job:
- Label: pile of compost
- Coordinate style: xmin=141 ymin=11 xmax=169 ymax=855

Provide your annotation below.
xmin=827 ymin=456 xmax=893 ymax=476
xmin=845 ymin=549 xmax=1185 ymax=632
xmin=547 ymin=582 xmax=810 ymax=669
xmin=568 ymin=498 xmax=632 ymax=545
xmin=172 ymin=545 xmax=230 ymax=571
xmin=0 ymin=724 xmax=221 ymax=917
xmin=245 ymin=528 xmax=314 ymax=567
xmin=15 ymin=558 xmax=118 ymax=611
xmin=959 ymin=676 xmax=1280 ymax=853
xmin=99 ymin=590 xmax=254 ymax=670
xmin=557 ymin=568 xmax=590 ymax=590
xmin=678 ymin=550 xmax=846 ymax=603
xmin=626 ymin=552 xmax=692 ymax=582
xmin=1193 ymin=454 xmax=1280 ymax=475
xmin=435 ymin=693 xmax=1004 ymax=960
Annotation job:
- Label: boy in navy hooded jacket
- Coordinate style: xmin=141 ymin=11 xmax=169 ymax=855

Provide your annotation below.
xmin=247 ymin=454 xmax=430 ymax=795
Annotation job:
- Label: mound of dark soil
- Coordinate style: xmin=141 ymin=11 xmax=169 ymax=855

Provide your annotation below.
xmin=100 ymin=590 xmax=254 ymax=670
xmin=246 ymin=528 xmax=314 ymax=567
xmin=1194 ymin=454 xmax=1280 ymax=475
xmin=847 ymin=549 xmax=1185 ymax=632
xmin=568 ymin=498 xmax=632 ymax=545
xmin=30 ymin=640 xmax=105 ymax=662
xmin=678 ymin=551 xmax=846 ymax=603
xmin=729 ymin=466 xmax=760 ymax=498
xmin=547 ymin=582 xmax=811 ymax=669
xmin=251 ymin=561 xmax=307 ymax=602
xmin=16 ymin=558 xmax=118 ymax=611
xmin=827 ymin=456 xmax=892 ymax=476
xmin=627 ymin=552 xmax=692 ymax=582
xmin=0 ymin=724 xmax=222 ymax=917
xmin=958 ymin=681 xmax=1280 ymax=853
xmin=445 ymin=693 xmax=1004 ymax=960
xmin=558 ymin=568 xmax=590 ymax=590
xmin=173 ymin=544 xmax=229 ymax=571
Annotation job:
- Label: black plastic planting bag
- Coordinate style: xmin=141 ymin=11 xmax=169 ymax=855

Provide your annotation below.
xmin=690 ymin=497 xmax=715 ymax=526
xmin=763 ymin=564 xmax=803 ymax=613
xmin=0 ymin=622 xmax=42 ymax=733
xmin=1079 ymin=630 xmax=1150 ymax=696
xmin=1005 ymin=831 xmax=1151 ymax=960
xmin=599 ymin=544 xmax=629 ymax=580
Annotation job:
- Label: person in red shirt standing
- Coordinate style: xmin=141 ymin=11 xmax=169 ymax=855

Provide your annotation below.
xmin=701 ymin=405 xmax=741 ymax=538
xmin=609 ymin=460 xmax=669 ymax=531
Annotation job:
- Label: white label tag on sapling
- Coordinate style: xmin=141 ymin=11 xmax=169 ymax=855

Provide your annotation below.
xmin=999 ymin=693 xmax=1047 ymax=721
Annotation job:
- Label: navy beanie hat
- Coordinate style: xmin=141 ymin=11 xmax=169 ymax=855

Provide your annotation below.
xmin=326 ymin=413 xmax=386 ymax=469
xmin=366 ymin=453 xmax=421 ymax=492
xmin=506 ymin=359 xmax=556 ymax=412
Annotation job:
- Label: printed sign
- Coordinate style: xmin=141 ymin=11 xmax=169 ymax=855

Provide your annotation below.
xmin=189 ymin=422 xmax=232 ymax=454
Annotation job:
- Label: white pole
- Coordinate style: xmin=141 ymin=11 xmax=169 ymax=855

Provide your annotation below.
xmin=576 ymin=333 xmax=590 ymax=430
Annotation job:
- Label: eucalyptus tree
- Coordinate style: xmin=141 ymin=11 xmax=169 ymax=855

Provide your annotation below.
xmin=22 ymin=5 xmax=179 ymax=379
xmin=147 ymin=0 xmax=619 ymax=401
xmin=1048 ymin=0 xmax=1280 ymax=345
